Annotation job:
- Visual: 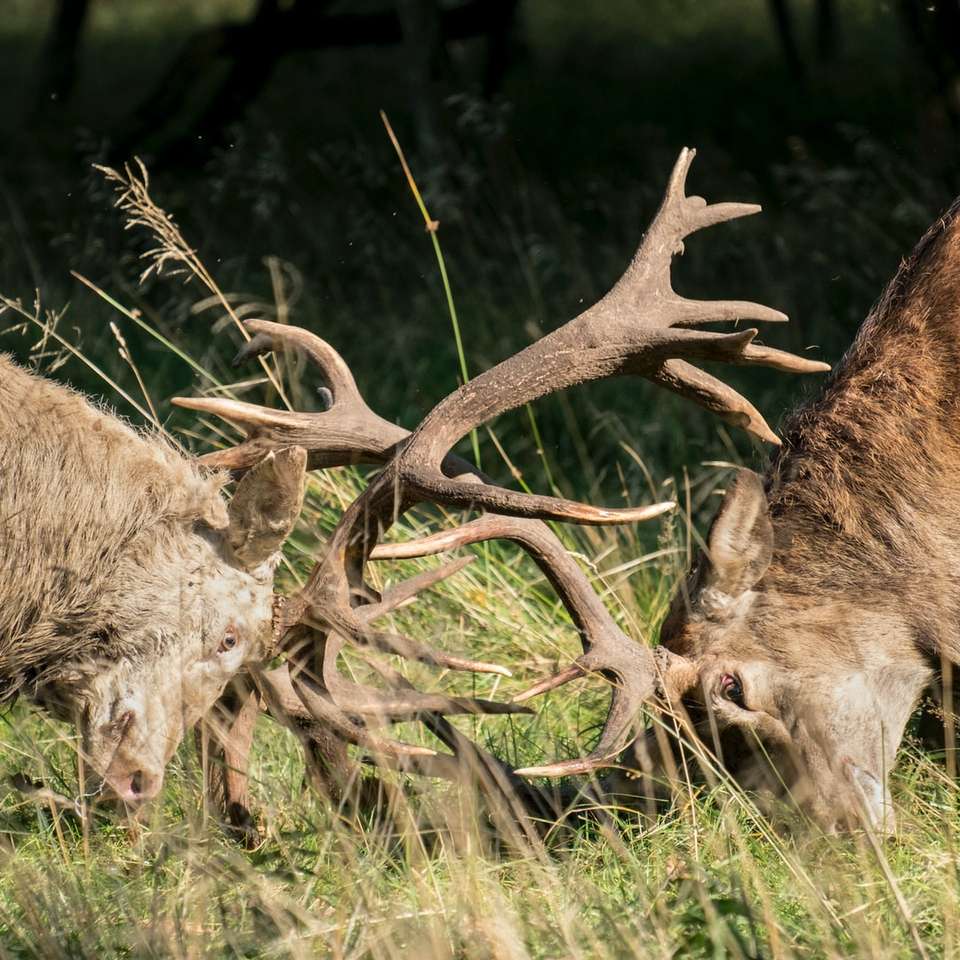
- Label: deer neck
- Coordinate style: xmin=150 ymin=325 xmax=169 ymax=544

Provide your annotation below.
xmin=762 ymin=219 xmax=960 ymax=647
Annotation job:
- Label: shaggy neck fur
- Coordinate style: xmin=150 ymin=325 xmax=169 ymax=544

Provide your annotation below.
xmin=765 ymin=197 xmax=960 ymax=656
xmin=0 ymin=356 xmax=227 ymax=698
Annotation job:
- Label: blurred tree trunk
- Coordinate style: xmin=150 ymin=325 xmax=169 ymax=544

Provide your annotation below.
xmin=768 ymin=0 xmax=805 ymax=79
xmin=397 ymin=0 xmax=451 ymax=158
xmin=768 ymin=0 xmax=840 ymax=78
xmin=897 ymin=0 xmax=960 ymax=128
xmin=815 ymin=0 xmax=837 ymax=62
xmin=109 ymin=0 xmax=298 ymax=166
xmin=34 ymin=0 xmax=89 ymax=110
xmin=483 ymin=0 xmax=519 ymax=98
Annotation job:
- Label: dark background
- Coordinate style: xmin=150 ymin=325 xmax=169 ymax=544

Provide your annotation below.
xmin=1 ymin=0 xmax=957 ymax=503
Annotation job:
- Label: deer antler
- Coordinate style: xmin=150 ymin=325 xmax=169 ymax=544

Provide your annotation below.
xmin=173 ymin=323 xmax=409 ymax=471
xmin=178 ymin=148 xmax=829 ymax=783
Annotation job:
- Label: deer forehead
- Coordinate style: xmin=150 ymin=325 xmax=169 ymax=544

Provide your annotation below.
xmin=697 ymin=587 xmax=759 ymax=623
xmin=188 ymin=527 xmax=272 ymax=606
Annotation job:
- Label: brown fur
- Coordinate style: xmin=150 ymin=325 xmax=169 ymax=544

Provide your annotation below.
xmin=628 ymin=198 xmax=960 ymax=832
xmin=0 ymin=355 xmax=306 ymax=802
xmin=763 ymin=198 xmax=960 ymax=657
xmin=0 ymin=355 xmax=227 ymax=696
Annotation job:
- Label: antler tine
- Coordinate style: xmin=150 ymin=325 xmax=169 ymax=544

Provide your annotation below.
xmin=260 ymin=658 xmax=529 ymax=723
xmin=664 ymin=145 xmax=697 ymax=200
xmin=376 ymin=629 xmax=506 ymax=676
xmin=648 ymin=351 xmax=828 ymax=446
xmin=650 ymin=359 xmax=781 ymax=445
xmin=358 ymin=556 xmax=475 ymax=621
xmin=237 ymin=320 xmax=364 ymax=405
xmin=620 ymin=146 xmax=763 ymax=298
xmin=330 ymin=556 xmax=518 ymax=677
xmin=669 ymin=299 xmax=788 ymax=327
xmin=512 ymin=646 xmax=679 ymax=778
xmin=300 ymin=612 xmax=513 ymax=677
xmin=173 ymin=320 xmax=408 ymax=472
xmin=254 ymin=660 xmax=439 ymax=760
xmin=738 ymin=342 xmax=832 ymax=373
xmin=364 ymin=666 xmax=566 ymax=829
xmin=331 ymin=648 xmax=530 ymax=720
xmin=371 ymin=524 xmax=488 ymax=560
xmin=402 ymin=470 xmax=676 ymax=526
xmin=512 ymin=664 xmax=586 ymax=703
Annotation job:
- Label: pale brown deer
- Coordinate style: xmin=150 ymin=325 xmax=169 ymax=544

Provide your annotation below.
xmin=0 ymin=354 xmax=307 ymax=803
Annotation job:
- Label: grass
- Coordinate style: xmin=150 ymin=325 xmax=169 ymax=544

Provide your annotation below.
xmin=0 ymin=129 xmax=959 ymax=959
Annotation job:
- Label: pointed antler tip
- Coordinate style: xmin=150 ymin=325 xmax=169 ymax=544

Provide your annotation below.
xmin=511 ymin=662 xmax=585 ymax=703
xmin=669 ymin=148 xmax=697 ymax=195
xmin=513 ymin=760 xmax=595 ymax=779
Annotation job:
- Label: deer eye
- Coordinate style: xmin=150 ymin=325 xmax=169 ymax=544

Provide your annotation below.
xmin=218 ymin=630 xmax=239 ymax=654
xmin=720 ymin=673 xmax=746 ymax=707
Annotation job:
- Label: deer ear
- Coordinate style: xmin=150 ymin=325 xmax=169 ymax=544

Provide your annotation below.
xmin=704 ymin=469 xmax=773 ymax=597
xmin=227 ymin=446 xmax=307 ymax=571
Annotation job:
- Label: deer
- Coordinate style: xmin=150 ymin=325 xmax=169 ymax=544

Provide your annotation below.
xmin=612 ymin=192 xmax=960 ymax=834
xmin=0 ymin=353 xmax=308 ymax=804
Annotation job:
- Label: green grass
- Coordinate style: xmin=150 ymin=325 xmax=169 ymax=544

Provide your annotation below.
xmin=0 ymin=501 xmax=958 ymax=958
xmin=1 ymin=446 xmax=957 ymax=958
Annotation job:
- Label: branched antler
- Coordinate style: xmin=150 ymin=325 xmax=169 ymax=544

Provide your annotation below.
xmin=174 ymin=324 xmax=409 ymax=471
xmin=178 ymin=149 xmax=829 ymax=799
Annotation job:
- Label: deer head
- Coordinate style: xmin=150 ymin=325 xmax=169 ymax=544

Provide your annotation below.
xmin=612 ymin=469 xmax=927 ymax=834
xmin=24 ymin=440 xmax=307 ymax=804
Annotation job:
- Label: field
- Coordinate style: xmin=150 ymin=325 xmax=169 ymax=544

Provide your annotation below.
xmin=2 ymin=1 xmax=960 ymax=957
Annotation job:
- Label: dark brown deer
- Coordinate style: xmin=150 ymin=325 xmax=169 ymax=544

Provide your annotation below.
xmin=609 ymin=193 xmax=960 ymax=834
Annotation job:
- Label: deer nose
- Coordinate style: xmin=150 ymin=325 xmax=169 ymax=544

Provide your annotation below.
xmin=129 ymin=769 xmax=163 ymax=800
xmin=106 ymin=768 xmax=164 ymax=804
xmin=843 ymin=760 xmax=896 ymax=835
